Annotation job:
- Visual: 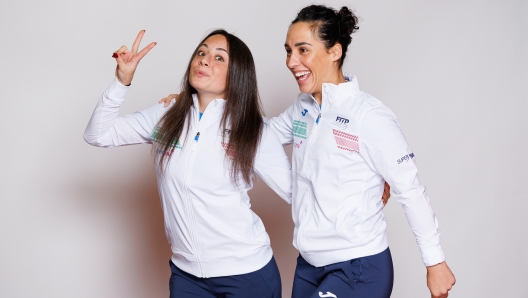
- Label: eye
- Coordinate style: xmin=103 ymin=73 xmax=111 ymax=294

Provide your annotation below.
xmin=215 ymin=55 xmax=224 ymax=62
xmin=285 ymin=48 xmax=292 ymax=55
xmin=197 ymin=50 xmax=205 ymax=56
xmin=300 ymin=47 xmax=308 ymax=53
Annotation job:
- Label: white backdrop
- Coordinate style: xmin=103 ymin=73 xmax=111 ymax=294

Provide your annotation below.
xmin=0 ymin=0 xmax=526 ymax=297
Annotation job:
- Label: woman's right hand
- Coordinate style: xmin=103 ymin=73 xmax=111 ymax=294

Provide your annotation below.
xmin=113 ymin=30 xmax=156 ymax=86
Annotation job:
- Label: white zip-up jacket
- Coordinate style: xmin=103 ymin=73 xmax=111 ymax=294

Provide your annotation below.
xmin=84 ymin=78 xmax=292 ymax=277
xmin=269 ymin=75 xmax=445 ymax=267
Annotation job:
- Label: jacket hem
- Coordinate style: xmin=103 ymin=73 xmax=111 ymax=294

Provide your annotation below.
xmin=300 ymin=233 xmax=389 ymax=267
xmin=171 ymin=246 xmax=273 ymax=278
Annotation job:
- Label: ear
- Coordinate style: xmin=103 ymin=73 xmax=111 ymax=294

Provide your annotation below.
xmin=329 ymin=43 xmax=343 ymax=62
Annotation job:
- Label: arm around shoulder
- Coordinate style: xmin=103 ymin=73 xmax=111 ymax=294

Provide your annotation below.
xmin=253 ymin=123 xmax=292 ymax=204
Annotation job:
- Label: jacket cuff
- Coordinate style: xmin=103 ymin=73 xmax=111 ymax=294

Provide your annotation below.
xmin=104 ymin=77 xmax=130 ymax=101
xmin=421 ymin=244 xmax=446 ymax=267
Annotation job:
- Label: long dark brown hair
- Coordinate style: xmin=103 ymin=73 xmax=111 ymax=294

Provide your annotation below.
xmin=152 ymin=29 xmax=264 ymax=186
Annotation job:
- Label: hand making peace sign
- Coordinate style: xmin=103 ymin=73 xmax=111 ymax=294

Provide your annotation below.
xmin=112 ymin=30 xmax=156 ymax=86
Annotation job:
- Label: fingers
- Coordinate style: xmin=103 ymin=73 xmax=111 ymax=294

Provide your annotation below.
xmin=136 ymin=41 xmax=157 ymax=61
xmin=382 ymin=182 xmax=390 ymax=205
xmin=113 ymin=45 xmax=129 ymax=64
xmin=114 ymin=45 xmax=129 ymax=56
xmin=132 ymin=30 xmax=145 ymax=53
xmin=158 ymin=94 xmax=178 ymax=107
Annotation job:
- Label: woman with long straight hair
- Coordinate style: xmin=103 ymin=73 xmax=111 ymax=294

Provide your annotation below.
xmin=269 ymin=5 xmax=456 ymax=298
xmin=84 ymin=29 xmax=290 ymax=297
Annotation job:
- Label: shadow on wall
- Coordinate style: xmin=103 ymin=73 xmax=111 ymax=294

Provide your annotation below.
xmin=76 ymin=156 xmax=171 ymax=297
xmin=249 ymin=174 xmax=297 ymax=297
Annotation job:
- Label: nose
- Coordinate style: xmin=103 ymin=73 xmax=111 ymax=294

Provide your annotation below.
xmin=286 ymin=52 xmax=298 ymax=70
xmin=199 ymin=55 xmax=210 ymax=67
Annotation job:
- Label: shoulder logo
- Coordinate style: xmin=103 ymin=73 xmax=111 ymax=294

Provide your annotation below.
xmin=301 ymin=109 xmax=308 ymax=116
xmin=319 ymin=292 xmax=337 ymax=298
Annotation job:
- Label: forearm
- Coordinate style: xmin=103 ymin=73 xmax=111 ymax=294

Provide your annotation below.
xmin=84 ymin=78 xmax=129 ymax=147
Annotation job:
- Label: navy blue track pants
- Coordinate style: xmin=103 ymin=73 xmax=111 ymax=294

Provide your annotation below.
xmin=292 ymin=248 xmax=394 ymax=298
xmin=169 ymin=256 xmax=281 ymax=298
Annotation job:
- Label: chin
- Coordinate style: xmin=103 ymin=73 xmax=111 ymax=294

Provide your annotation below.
xmin=298 ymin=84 xmax=314 ymax=95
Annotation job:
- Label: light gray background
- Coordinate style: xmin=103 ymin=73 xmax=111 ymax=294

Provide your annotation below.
xmin=0 ymin=0 xmax=526 ymax=297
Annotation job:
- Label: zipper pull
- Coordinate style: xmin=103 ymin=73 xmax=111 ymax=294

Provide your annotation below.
xmin=316 ymin=113 xmax=321 ymax=124
xmin=194 ymin=132 xmax=200 ymax=141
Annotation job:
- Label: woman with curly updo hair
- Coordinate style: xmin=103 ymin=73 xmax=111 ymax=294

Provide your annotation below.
xmin=270 ymin=4 xmax=455 ymax=298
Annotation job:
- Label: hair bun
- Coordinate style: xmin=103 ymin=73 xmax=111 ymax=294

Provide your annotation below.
xmin=291 ymin=4 xmax=359 ymax=68
xmin=338 ymin=6 xmax=359 ymax=36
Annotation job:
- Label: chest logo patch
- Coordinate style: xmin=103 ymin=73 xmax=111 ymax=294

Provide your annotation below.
xmin=151 ymin=127 xmax=183 ymax=156
xmin=332 ymin=129 xmax=359 ymax=153
xmin=293 ymin=120 xmax=307 ymax=139
xmin=333 ymin=116 xmax=349 ymax=130
xmin=221 ymin=142 xmax=235 ymax=159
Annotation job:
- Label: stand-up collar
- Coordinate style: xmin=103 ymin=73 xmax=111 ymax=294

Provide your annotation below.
xmin=192 ymin=94 xmax=226 ymax=111
xmin=321 ymin=73 xmax=360 ymax=109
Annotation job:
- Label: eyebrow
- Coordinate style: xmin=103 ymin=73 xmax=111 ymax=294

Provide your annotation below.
xmin=284 ymin=42 xmax=313 ymax=47
xmin=200 ymin=43 xmax=229 ymax=54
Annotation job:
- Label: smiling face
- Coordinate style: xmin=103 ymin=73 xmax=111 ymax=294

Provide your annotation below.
xmin=189 ymin=34 xmax=229 ymax=101
xmin=285 ymin=22 xmax=343 ymax=101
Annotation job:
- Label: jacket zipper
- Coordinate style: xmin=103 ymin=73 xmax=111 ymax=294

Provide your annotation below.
xmin=300 ymin=107 xmax=321 ymax=178
xmin=182 ymin=111 xmax=207 ymax=277
xmin=297 ymin=102 xmax=322 ymax=253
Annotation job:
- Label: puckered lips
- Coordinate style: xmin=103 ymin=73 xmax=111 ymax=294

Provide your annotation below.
xmin=194 ymin=69 xmax=209 ymax=78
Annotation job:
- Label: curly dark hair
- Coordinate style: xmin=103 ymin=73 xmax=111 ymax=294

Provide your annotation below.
xmin=292 ymin=5 xmax=359 ymax=68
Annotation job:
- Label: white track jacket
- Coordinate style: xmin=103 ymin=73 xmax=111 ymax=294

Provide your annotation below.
xmin=269 ymin=75 xmax=445 ymax=267
xmin=84 ymin=78 xmax=292 ymax=277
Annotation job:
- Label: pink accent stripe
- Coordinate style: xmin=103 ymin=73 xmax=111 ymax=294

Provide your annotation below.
xmin=334 ymin=136 xmax=360 ymax=152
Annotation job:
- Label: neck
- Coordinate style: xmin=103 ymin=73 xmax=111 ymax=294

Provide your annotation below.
xmin=312 ymin=70 xmax=346 ymax=105
xmin=196 ymin=92 xmax=223 ymax=112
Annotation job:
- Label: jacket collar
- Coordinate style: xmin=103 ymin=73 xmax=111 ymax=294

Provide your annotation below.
xmin=320 ymin=73 xmax=360 ymax=109
xmin=191 ymin=94 xmax=226 ymax=112
xmin=191 ymin=94 xmax=226 ymax=131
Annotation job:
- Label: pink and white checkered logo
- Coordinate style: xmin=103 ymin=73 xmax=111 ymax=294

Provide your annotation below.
xmin=332 ymin=129 xmax=359 ymax=153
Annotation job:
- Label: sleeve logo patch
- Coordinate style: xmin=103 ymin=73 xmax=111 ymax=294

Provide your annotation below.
xmin=293 ymin=120 xmax=308 ymax=139
xmin=397 ymin=153 xmax=415 ymax=164
xmin=332 ymin=129 xmax=359 ymax=153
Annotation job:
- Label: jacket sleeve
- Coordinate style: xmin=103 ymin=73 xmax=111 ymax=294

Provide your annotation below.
xmin=253 ymin=124 xmax=292 ymax=204
xmin=360 ymin=106 xmax=445 ymax=267
xmin=83 ymin=78 xmax=168 ymax=147
xmin=268 ymin=101 xmax=296 ymax=146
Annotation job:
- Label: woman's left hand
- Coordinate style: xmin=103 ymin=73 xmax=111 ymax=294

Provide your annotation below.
xmin=427 ymin=262 xmax=456 ymax=298
xmin=159 ymin=94 xmax=179 ymax=107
